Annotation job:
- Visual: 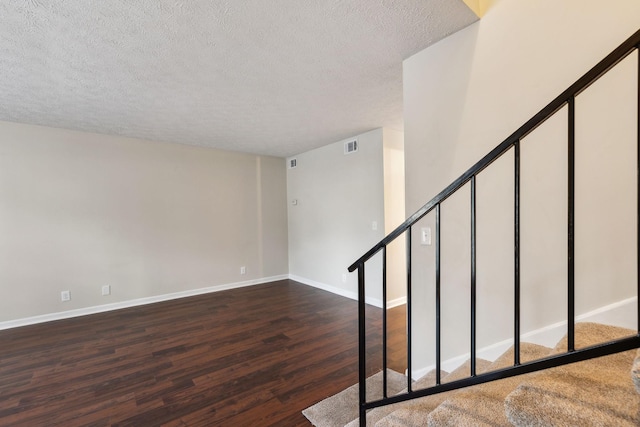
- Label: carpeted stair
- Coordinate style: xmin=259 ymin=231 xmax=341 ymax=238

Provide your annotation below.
xmin=303 ymin=359 xmax=491 ymax=427
xmin=302 ymin=369 xmax=407 ymax=427
xmin=346 ymin=370 xmax=448 ymax=427
xmin=302 ymin=322 xmax=640 ymax=426
xmin=504 ymin=323 xmax=639 ymax=427
xmin=342 ymin=367 xmax=448 ymax=427
xmin=427 ymin=342 xmax=551 ymax=426
xmin=373 ymin=358 xmax=492 ymax=427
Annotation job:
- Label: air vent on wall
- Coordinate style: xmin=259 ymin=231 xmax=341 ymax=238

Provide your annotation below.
xmin=288 ymin=158 xmax=297 ymax=169
xmin=344 ymin=139 xmax=358 ymax=154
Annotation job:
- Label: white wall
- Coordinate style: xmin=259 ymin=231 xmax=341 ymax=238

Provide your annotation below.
xmin=383 ymin=128 xmax=407 ymax=303
xmin=0 ymin=121 xmax=288 ymax=325
xmin=403 ymin=0 xmax=640 ymax=374
xmin=287 ymin=128 xmax=406 ymax=306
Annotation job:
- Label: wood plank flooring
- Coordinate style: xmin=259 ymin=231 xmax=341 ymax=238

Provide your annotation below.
xmin=0 ymin=280 xmax=406 ymax=426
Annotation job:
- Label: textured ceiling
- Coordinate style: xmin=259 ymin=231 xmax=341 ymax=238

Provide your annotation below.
xmin=0 ymin=1 xmax=477 ymax=158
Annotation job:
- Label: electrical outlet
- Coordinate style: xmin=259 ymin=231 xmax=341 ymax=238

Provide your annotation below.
xmin=342 ymin=273 xmax=347 ymax=283
xmin=101 ymin=285 xmax=111 ymax=296
xmin=60 ymin=290 xmax=71 ymax=302
xmin=240 ymin=266 xmax=246 ymax=275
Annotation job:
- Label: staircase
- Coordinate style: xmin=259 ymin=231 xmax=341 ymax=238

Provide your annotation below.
xmin=343 ymin=28 xmax=640 ymax=427
xmin=384 ymin=323 xmax=638 ymax=426
xmin=302 ymin=323 xmax=639 ymax=426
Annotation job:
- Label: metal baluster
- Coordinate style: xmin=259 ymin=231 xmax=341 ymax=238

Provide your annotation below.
xmin=358 ymin=265 xmax=367 ymax=426
xmin=637 ymin=46 xmax=640 ymax=334
xmin=436 ymin=204 xmax=442 ymax=384
xmin=471 ymin=177 xmax=477 ymax=376
xmin=568 ymin=97 xmax=576 ymax=352
xmin=514 ymin=141 xmax=521 ymax=365
xmin=406 ymin=229 xmax=412 ymax=392
xmin=382 ymin=246 xmax=388 ymax=399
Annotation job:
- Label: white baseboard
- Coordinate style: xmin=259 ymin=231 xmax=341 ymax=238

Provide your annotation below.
xmin=411 ymin=296 xmax=638 ymax=380
xmin=388 ymin=296 xmax=408 ymax=309
xmin=288 ymin=275 xmax=407 ymax=309
xmin=0 ymin=275 xmax=289 ymax=331
xmin=289 ymin=274 xmax=360 ymax=302
xmin=1 ymin=274 xmax=403 ymax=331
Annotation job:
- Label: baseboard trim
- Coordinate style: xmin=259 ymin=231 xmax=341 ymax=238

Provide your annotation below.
xmin=388 ymin=296 xmax=408 ymax=309
xmin=0 ymin=275 xmax=289 ymax=331
xmin=411 ymin=295 xmax=638 ymax=379
xmin=289 ymin=275 xmax=407 ymax=309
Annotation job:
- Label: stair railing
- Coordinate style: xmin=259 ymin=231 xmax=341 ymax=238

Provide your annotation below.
xmin=348 ymin=28 xmax=640 ymax=427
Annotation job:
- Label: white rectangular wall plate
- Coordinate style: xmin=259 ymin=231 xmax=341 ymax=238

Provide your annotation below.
xmin=421 ymin=227 xmax=432 ymax=245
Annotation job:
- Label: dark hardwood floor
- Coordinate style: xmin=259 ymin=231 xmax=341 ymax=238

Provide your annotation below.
xmin=0 ymin=280 xmax=406 ymax=426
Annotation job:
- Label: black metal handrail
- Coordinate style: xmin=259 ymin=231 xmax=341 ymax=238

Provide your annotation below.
xmin=349 ymin=28 xmax=640 ymax=427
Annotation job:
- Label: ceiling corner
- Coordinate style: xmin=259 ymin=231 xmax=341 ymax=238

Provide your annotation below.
xmin=462 ymin=0 xmax=484 ymax=18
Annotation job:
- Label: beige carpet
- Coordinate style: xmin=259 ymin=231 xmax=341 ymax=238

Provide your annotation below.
xmin=505 ymin=322 xmax=640 ymax=427
xmin=343 ymin=368 xmax=447 ymax=427
xmin=302 ymin=369 xmax=407 ymax=427
xmin=375 ymin=358 xmax=492 ymax=427
xmin=427 ymin=342 xmax=551 ymax=426
xmin=306 ymin=323 xmax=640 ymax=426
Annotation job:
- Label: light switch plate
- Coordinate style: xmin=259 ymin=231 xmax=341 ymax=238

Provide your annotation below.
xmin=421 ymin=227 xmax=432 ymax=245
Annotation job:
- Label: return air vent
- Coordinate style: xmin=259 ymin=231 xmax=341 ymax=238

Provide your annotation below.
xmin=344 ymin=139 xmax=358 ymax=154
xmin=288 ymin=158 xmax=297 ymax=169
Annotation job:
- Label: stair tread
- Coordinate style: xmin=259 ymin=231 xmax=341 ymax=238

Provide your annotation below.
xmin=505 ymin=323 xmax=640 ymax=427
xmin=343 ymin=368 xmax=448 ymax=427
xmin=426 ymin=342 xmax=552 ymax=427
xmin=374 ymin=358 xmax=492 ymax=427
xmin=332 ymin=323 xmax=639 ymax=427
xmin=302 ymin=369 xmax=406 ymax=427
